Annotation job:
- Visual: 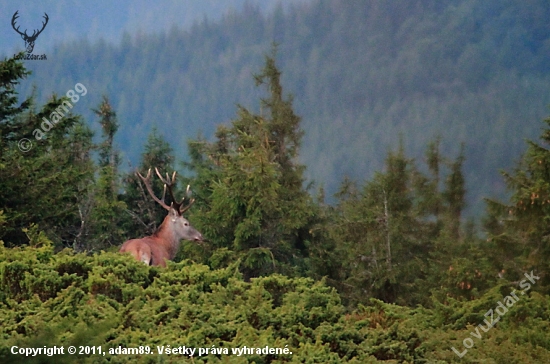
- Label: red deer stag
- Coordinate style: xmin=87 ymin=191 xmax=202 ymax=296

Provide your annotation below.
xmin=120 ymin=168 xmax=203 ymax=267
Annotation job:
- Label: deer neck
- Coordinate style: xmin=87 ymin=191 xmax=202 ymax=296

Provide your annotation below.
xmin=153 ymin=216 xmax=182 ymax=259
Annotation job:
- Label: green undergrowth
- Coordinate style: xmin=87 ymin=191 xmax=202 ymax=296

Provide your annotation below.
xmin=0 ymin=241 xmax=549 ymax=363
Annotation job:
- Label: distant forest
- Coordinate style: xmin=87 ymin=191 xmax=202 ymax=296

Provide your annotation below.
xmin=10 ymin=0 xmax=550 ymax=216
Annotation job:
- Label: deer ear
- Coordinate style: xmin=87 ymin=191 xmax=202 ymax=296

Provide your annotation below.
xmin=169 ymin=205 xmax=179 ymax=218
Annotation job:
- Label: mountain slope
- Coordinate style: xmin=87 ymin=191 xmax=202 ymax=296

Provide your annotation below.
xmin=11 ymin=0 xmax=550 ymax=216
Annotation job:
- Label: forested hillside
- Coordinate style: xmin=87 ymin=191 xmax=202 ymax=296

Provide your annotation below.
xmin=2 ymin=43 xmax=550 ymax=361
xmin=0 ymin=0 xmax=305 ymax=52
xmin=8 ymin=0 xmax=550 ymax=215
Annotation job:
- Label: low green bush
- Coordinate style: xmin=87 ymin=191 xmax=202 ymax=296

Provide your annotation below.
xmin=1 ymin=241 xmax=549 ymax=363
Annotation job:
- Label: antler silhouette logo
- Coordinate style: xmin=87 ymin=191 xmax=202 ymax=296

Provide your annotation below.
xmin=11 ymin=11 xmax=49 ymax=54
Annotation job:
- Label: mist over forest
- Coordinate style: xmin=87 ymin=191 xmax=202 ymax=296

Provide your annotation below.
xmin=5 ymin=0 xmax=549 ymax=216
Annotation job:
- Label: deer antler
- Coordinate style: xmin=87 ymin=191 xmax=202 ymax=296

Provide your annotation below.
xmin=31 ymin=13 xmax=49 ymax=39
xmin=180 ymin=185 xmax=195 ymax=214
xmin=11 ymin=11 xmax=48 ymax=39
xmin=136 ymin=168 xmax=171 ymax=211
xmin=154 ymin=168 xmax=178 ymax=206
xmin=11 ymin=11 xmax=25 ymax=37
xmin=137 ymin=168 xmax=195 ymax=214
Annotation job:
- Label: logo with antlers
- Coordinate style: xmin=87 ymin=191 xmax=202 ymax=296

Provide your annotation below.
xmin=11 ymin=11 xmax=49 ymax=54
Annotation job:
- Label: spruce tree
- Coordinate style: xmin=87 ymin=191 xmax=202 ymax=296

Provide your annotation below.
xmin=0 ymin=55 xmax=95 ymax=248
xmin=187 ymin=51 xmax=313 ymax=278
xmin=485 ymin=115 xmax=550 ymax=290
xmin=85 ymin=97 xmax=126 ymax=250
xmin=121 ymin=127 xmax=175 ymax=237
xmin=328 ymin=139 xmax=471 ymax=306
xmin=442 ymin=144 xmax=466 ymax=240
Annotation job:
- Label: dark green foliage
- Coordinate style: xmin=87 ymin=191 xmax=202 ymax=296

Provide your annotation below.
xmin=485 ymin=115 xmax=550 ymax=293
xmin=321 ymin=141 xmax=474 ymax=307
xmin=0 ymin=56 xmax=95 ymax=249
xmin=442 ymin=145 xmax=466 ymax=240
xmin=186 ymin=52 xmax=314 ymax=279
xmin=79 ymin=97 xmax=127 ymax=251
xmin=120 ymin=127 xmax=176 ymax=240
xmin=0 ymin=53 xmax=31 ymax=136
xmin=94 ymin=95 xmax=120 ymax=173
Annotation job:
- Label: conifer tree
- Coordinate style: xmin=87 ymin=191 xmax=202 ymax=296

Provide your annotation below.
xmin=485 ymin=116 xmax=550 ymax=290
xmin=121 ymin=127 xmax=175 ymax=237
xmin=187 ymin=51 xmax=313 ymax=278
xmin=327 ymin=139 xmax=472 ymax=306
xmin=329 ymin=144 xmax=435 ymax=305
xmin=442 ymin=144 xmax=466 ymax=240
xmin=0 ymin=54 xmax=31 ymax=141
xmin=422 ymin=137 xmax=444 ymax=220
xmin=85 ymin=97 xmax=126 ymax=250
xmin=0 ymin=55 xmax=95 ymax=248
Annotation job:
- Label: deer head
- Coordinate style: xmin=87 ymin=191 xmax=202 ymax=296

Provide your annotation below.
xmin=137 ymin=168 xmax=203 ymax=243
xmin=12 ymin=11 xmax=49 ymax=54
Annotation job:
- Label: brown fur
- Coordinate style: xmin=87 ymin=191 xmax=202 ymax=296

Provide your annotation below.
xmin=120 ymin=208 xmax=202 ymax=267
